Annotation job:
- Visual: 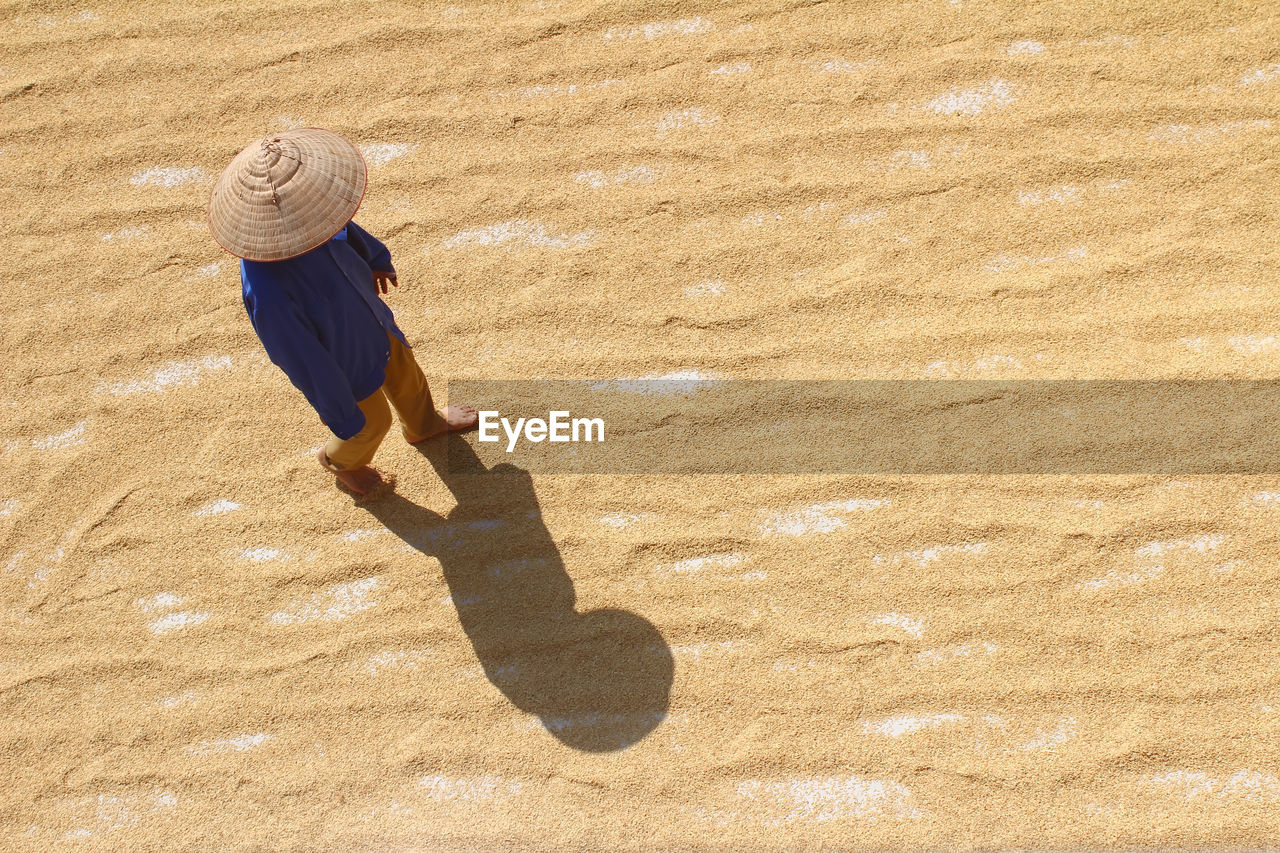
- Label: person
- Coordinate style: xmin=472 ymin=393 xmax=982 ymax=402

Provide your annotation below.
xmin=207 ymin=127 xmax=477 ymax=495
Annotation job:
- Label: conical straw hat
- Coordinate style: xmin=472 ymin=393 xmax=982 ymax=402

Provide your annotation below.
xmin=208 ymin=128 xmax=367 ymax=262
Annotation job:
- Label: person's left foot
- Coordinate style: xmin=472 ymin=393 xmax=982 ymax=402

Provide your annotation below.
xmin=406 ymin=404 xmax=479 ymax=443
xmin=316 ymin=449 xmax=384 ymax=495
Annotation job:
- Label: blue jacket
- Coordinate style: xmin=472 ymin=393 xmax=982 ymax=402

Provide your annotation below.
xmin=241 ymin=221 xmax=409 ymax=439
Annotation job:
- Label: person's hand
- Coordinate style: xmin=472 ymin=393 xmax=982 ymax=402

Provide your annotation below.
xmin=373 ymin=270 xmax=398 ymax=295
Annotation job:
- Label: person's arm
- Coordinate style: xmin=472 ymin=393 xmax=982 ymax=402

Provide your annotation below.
xmin=344 ymin=220 xmax=398 ymax=295
xmin=345 ymin=220 xmax=395 ymax=274
xmin=244 ymin=289 xmax=367 ymax=439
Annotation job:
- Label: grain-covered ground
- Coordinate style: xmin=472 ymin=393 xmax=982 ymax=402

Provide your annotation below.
xmin=3 ymin=1 xmax=1280 ymax=850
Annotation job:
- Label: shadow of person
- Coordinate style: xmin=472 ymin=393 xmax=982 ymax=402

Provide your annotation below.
xmin=362 ymin=434 xmax=674 ymax=752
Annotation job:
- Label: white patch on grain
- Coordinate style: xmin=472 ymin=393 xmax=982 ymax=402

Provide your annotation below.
xmin=1142 ymin=770 xmax=1280 ymax=802
xmin=149 ymin=611 xmax=211 ymax=634
xmin=101 ymin=225 xmax=151 ymax=242
xmin=1148 ymin=119 xmax=1273 ymax=144
xmin=644 ymin=369 xmax=721 ymax=384
xmin=670 ymin=637 xmax=747 ymax=655
xmin=671 ymin=640 xmax=750 ymax=662
xmin=1246 ymin=490 xmax=1280 ymax=507
xmin=871 ymin=612 xmax=924 ymax=638
xmin=1227 ymin=334 xmax=1278 ymax=355
xmin=1239 ymin=64 xmax=1280 ymax=86
xmin=136 ymin=592 xmax=183 ymax=613
xmin=363 ymin=648 xmax=432 ymax=675
xmin=97 ymin=355 xmax=233 ymax=395
xmin=655 ymin=107 xmax=720 ymax=136
xmin=1017 ymin=185 xmax=1082 ymax=205
xmin=540 ymin=710 xmax=668 ymax=734
xmin=710 ymin=61 xmax=751 ymax=76
xmin=1077 ymin=564 xmax=1165 ymax=590
xmin=419 ymin=775 xmax=524 ymax=801
xmin=923 ymin=355 xmax=1025 ymax=377
xmin=574 ymin=165 xmax=659 ymax=188
xmin=1134 ymin=534 xmax=1223 ymax=560
xmin=40 ymin=10 xmax=98 ymax=26
xmin=59 ymin=790 xmax=177 ymax=840
xmin=685 ymin=278 xmax=726 ymax=297
xmin=863 ymin=712 xmax=964 ymax=738
xmin=841 ymin=209 xmax=887 ymax=226
xmin=599 ymin=512 xmax=657 ymax=529
xmin=759 ymin=498 xmax=889 ymax=536
xmin=440 ymin=219 xmax=593 ymax=250
xmin=491 ymin=79 xmax=622 ymax=101
xmin=1006 ymin=40 xmax=1045 ymax=55
xmin=808 ymin=57 xmax=880 ymax=74
xmin=590 ymin=370 xmax=722 ymax=395
xmin=240 ymin=547 xmax=290 ymax=562
xmin=914 ymin=641 xmax=998 ymax=668
xmin=186 ymin=733 xmax=271 ymax=755
xmin=269 ymin=576 xmax=381 ymax=625
xmin=341 ymin=528 xmax=386 ymax=542
xmin=800 ymin=202 xmax=836 ymax=220
xmin=360 ymin=142 xmax=418 ymax=167
xmin=136 ymin=592 xmax=209 ymax=634
xmin=603 ymin=17 xmax=712 ymax=41
xmin=31 ymin=560 xmax=55 ymax=585
xmin=772 ymin=658 xmax=820 ymax=674
xmin=658 ymin=552 xmax=746 ymax=575
xmin=129 ymin=167 xmax=209 ymax=187
xmin=158 ymin=690 xmax=198 ymax=708
xmin=193 ymin=499 xmax=240 ymax=516
xmin=1180 ymin=337 xmax=1209 ymax=351
xmin=873 ymin=542 xmax=989 ymax=566
xmin=0 ymin=498 xmax=16 ymax=516
xmin=741 ymin=211 xmax=783 ymax=227
xmin=33 ymin=421 xmax=86 ymax=450
xmin=188 ymin=262 xmax=222 ymax=280
xmin=888 ymin=149 xmax=932 ymax=169
xmin=735 ymin=776 xmax=922 ymax=823
xmin=922 ymin=79 xmax=1015 ymax=116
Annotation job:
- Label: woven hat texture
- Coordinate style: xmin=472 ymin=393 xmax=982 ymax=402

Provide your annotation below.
xmin=208 ymin=128 xmax=367 ymax=261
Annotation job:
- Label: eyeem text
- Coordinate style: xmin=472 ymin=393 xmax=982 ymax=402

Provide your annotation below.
xmin=477 ymin=410 xmax=605 ymax=452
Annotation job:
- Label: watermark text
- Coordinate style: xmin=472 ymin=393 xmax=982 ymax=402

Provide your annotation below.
xmin=477 ymin=410 xmax=605 ymax=452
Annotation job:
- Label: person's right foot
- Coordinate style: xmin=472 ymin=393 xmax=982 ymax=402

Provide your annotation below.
xmin=406 ymin=404 xmax=480 ymax=443
xmin=316 ymin=449 xmax=384 ymax=495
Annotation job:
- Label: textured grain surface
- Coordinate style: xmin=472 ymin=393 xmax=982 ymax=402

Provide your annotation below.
xmin=2 ymin=1 xmax=1279 ymax=850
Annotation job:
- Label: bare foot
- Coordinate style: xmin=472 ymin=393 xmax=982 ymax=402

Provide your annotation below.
xmin=407 ymin=404 xmax=480 ymax=444
xmin=316 ymin=449 xmax=384 ymax=495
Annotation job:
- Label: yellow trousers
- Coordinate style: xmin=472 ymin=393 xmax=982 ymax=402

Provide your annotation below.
xmin=321 ymin=332 xmax=445 ymax=471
